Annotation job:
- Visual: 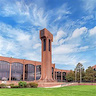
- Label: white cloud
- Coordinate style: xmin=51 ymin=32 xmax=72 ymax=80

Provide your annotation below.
xmin=89 ymin=26 xmax=96 ymax=35
xmin=82 ymin=0 xmax=96 ymax=13
xmin=0 ymin=22 xmax=41 ymax=59
xmin=52 ymin=4 xmax=71 ymax=22
xmin=0 ymin=0 xmax=95 ymax=70
xmin=53 ymin=54 xmax=87 ymax=66
xmin=0 ymin=35 xmax=18 ymax=56
xmin=33 ymin=43 xmax=41 ymax=49
xmin=72 ymin=27 xmax=87 ymax=38
xmin=53 ymin=30 xmax=66 ymax=45
xmin=53 ymin=44 xmax=79 ymax=54
xmin=0 ymin=1 xmax=48 ymax=27
xmin=23 ymin=52 xmax=40 ymax=61
xmin=0 ymin=1 xmax=72 ymax=29
xmin=79 ymin=46 xmax=89 ymax=50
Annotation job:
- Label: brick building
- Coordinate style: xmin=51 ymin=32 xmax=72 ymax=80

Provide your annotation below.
xmin=0 ymin=28 xmax=70 ymax=83
xmin=92 ymin=65 xmax=96 ymax=71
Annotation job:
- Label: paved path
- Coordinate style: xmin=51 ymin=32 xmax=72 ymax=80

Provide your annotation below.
xmin=44 ymin=83 xmax=76 ymax=88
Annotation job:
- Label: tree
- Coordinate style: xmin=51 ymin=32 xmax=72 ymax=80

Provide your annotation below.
xmin=75 ymin=63 xmax=84 ymax=83
xmin=66 ymin=70 xmax=75 ymax=82
xmin=83 ymin=66 xmax=95 ymax=82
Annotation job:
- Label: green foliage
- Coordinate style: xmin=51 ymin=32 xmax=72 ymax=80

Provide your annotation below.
xmin=0 ymin=84 xmax=7 ymax=88
xmin=26 ymin=83 xmax=31 ymax=88
xmin=66 ymin=70 xmax=75 ymax=82
xmin=8 ymin=84 xmax=14 ymax=87
xmin=83 ymin=66 xmax=95 ymax=82
xmin=27 ymin=82 xmax=38 ymax=88
xmin=11 ymin=85 xmax=19 ymax=88
xmin=18 ymin=81 xmax=27 ymax=88
xmin=75 ymin=63 xmax=85 ymax=82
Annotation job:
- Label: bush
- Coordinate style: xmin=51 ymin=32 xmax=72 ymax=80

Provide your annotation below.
xmin=27 ymin=83 xmax=31 ymax=88
xmin=8 ymin=84 xmax=14 ymax=87
xmin=28 ymin=82 xmax=38 ymax=88
xmin=18 ymin=81 xmax=27 ymax=88
xmin=0 ymin=84 xmax=7 ymax=88
xmin=11 ymin=85 xmax=19 ymax=88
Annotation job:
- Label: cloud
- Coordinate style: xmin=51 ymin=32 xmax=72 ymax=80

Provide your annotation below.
xmin=52 ymin=26 xmax=94 ymax=57
xmin=56 ymin=27 xmax=88 ymax=46
xmin=53 ymin=44 xmax=79 ymax=54
xmin=53 ymin=30 xmax=66 ymax=45
xmin=0 ymin=35 xmax=18 ymax=56
xmin=53 ymin=54 xmax=87 ymax=66
xmin=89 ymin=26 xmax=96 ymax=35
xmin=82 ymin=0 xmax=96 ymax=13
xmin=0 ymin=22 xmax=41 ymax=59
xmin=0 ymin=0 xmax=72 ymax=29
xmin=52 ymin=4 xmax=71 ymax=22
xmin=0 ymin=0 xmax=48 ymax=27
xmin=71 ymin=27 xmax=87 ymax=38
xmin=33 ymin=43 xmax=41 ymax=49
xmin=0 ymin=0 xmax=95 ymax=70
xmin=23 ymin=52 xmax=41 ymax=61
xmin=79 ymin=46 xmax=89 ymax=50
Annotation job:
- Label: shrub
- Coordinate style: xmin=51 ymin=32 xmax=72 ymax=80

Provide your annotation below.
xmin=18 ymin=81 xmax=27 ymax=88
xmin=28 ymin=82 xmax=38 ymax=88
xmin=8 ymin=84 xmax=14 ymax=87
xmin=0 ymin=84 xmax=7 ymax=88
xmin=27 ymin=83 xmax=31 ymax=88
xmin=11 ymin=85 xmax=19 ymax=88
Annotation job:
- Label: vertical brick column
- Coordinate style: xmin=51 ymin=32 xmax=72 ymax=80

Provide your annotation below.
xmin=61 ymin=72 xmax=62 ymax=82
xmin=9 ymin=57 xmax=12 ymax=81
xmin=53 ymin=69 xmax=55 ymax=80
xmin=56 ymin=72 xmax=57 ymax=81
xmin=35 ymin=64 xmax=36 ymax=81
xmin=53 ymin=64 xmax=55 ymax=80
xmin=9 ymin=63 xmax=12 ymax=81
xmin=23 ymin=59 xmax=25 ymax=81
xmin=40 ymin=28 xmax=53 ymax=81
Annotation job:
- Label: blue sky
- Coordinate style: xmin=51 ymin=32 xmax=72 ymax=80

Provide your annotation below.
xmin=0 ymin=0 xmax=96 ymax=70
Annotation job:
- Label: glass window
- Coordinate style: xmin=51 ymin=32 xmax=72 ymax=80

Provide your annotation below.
xmin=11 ymin=62 xmax=23 ymax=81
xmin=43 ymin=39 xmax=46 ymax=51
xmin=57 ymin=71 xmax=61 ymax=82
xmin=94 ymin=68 xmax=96 ymax=71
xmin=0 ymin=61 xmax=10 ymax=81
xmin=25 ymin=64 xmax=35 ymax=81
xmin=52 ymin=67 xmax=54 ymax=79
xmin=62 ymin=72 xmax=66 ymax=82
xmin=36 ymin=65 xmax=41 ymax=80
xmin=55 ymin=72 xmax=57 ymax=79
xmin=49 ymin=39 xmax=51 ymax=51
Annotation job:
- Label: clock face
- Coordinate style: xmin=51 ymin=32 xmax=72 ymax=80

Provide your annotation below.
xmin=41 ymin=30 xmax=44 ymax=37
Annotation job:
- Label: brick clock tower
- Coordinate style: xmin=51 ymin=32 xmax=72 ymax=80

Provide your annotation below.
xmin=40 ymin=28 xmax=53 ymax=81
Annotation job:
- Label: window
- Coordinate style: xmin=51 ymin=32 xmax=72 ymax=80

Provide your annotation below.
xmin=55 ymin=72 xmax=57 ymax=79
xmin=57 ymin=71 xmax=61 ymax=82
xmin=94 ymin=68 xmax=96 ymax=71
xmin=62 ymin=72 xmax=66 ymax=82
xmin=11 ymin=62 xmax=23 ymax=81
xmin=43 ymin=39 xmax=46 ymax=51
xmin=52 ymin=67 xmax=54 ymax=78
xmin=36 ymin=65 xmax=41 ymax=80
xmin=49 ymin=39 xmax=51 ymax=51
xmin=0 ymin=61 xmax=10 ymax=81
xmin=25 ymin=64 xmax=35 ymax=81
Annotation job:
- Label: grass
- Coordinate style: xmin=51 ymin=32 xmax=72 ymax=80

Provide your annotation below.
xmin=0 ymin=85 xmax=96 ymax=96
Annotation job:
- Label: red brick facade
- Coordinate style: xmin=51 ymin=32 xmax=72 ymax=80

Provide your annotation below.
xmin=0 ymin=28 xmax=70 ymax=82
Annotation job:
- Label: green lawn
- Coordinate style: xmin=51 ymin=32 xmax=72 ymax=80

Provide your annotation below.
xmin=0 ymin=85 xmax=96 ymax=96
